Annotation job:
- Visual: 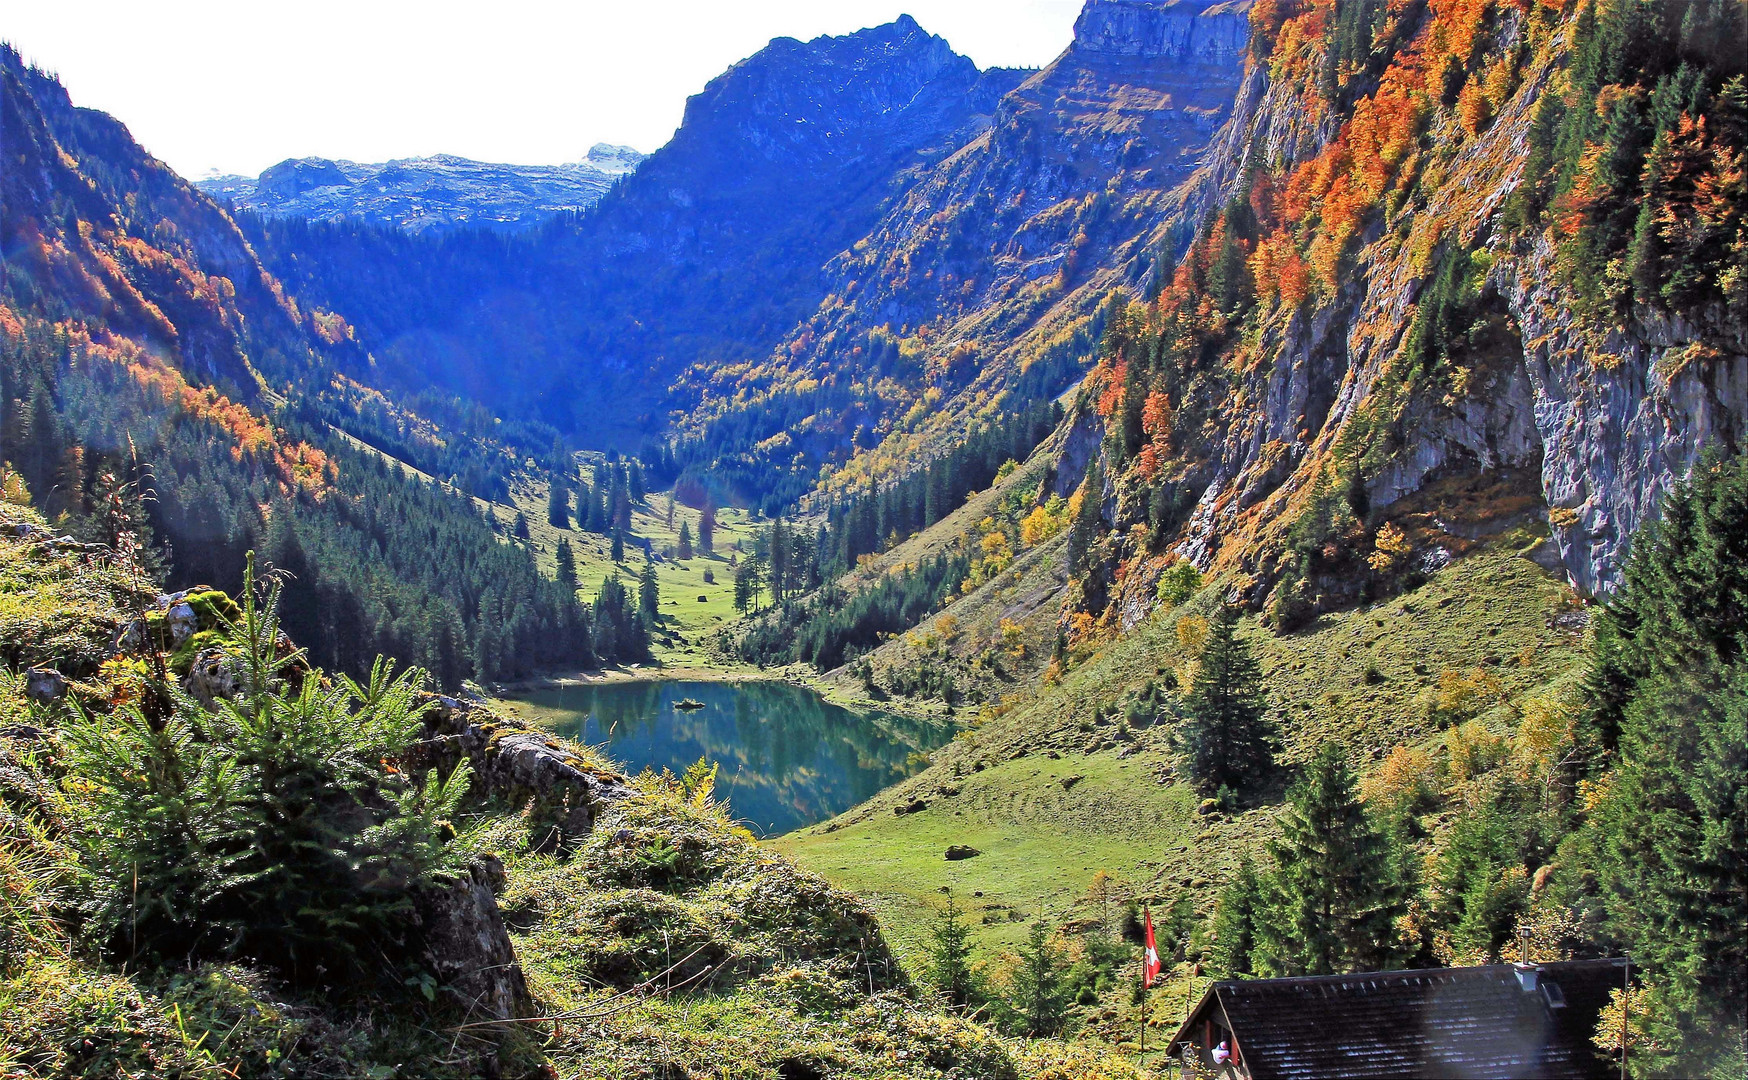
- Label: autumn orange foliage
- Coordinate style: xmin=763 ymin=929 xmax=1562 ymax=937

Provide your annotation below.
xmin=124 ymin=356 xmax=332 ymax=496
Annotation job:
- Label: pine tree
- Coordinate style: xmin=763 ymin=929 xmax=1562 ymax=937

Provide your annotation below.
xmin=1208 ymin=855 xmax=1264 ymax=977
xmin=1067 ymin=459 xmax=1105 ymax=606
xmin=584 ymin=481 xmax=605 ymax=533
xmin=1257 ymin=742 xmax=1404 ymax=977
xmin=615 ymin=484 xmax=632 ymax=532
xmin=628 ymin=460 xmax=645 ymax=503
xmin=1004 ymin=920 xmax=1070 ymax=1037
xmin=665 ymin=495 xmax=675 ymax=529
xmin=547 ymin=472 xmax=570 ymax=529
xmin=555 ymin=538 xmax=577 ymax=586
xmin=678 ymin=519 xmax=693 ymax=560
xmin=733 ymin=556 xmax=764 ymax=615
xmin=1590 ymin=450 xmax=1747 ymax=1072
xmin=768 ymin=521 xmax=789 ymax=604
xmin=1179 ymin=605 xmax=1279 ymax=799
xmin=926 ymin=890 xmax=978 ymax=1009
xmin=512 ymin=512 xmax=531 ymax=540
xmin=698 ymin=499 xmax=716 ymax=554
xmin=639 ymin=558 xmax=659 ymax=621
xmin=610 ymin=530 xmax=624 ymax=563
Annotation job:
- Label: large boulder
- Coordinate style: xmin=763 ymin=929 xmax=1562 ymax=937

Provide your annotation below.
xmin=414 ymin=854 xmax=530 ymax=1021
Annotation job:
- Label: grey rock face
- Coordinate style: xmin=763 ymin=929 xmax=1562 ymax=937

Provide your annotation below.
xmin=1133 ymin=14 xmax=1745 ymax=600
xmin=198 ymin=144 xmax=645 ymax=235
xmin=1073 ymin=0 xmax=1255 ymax=65
xmin=166 ymin=601 xmax=199 ymax=646
xmin=413 ymin=854 xmax=530 ymax=1021
xmin=1511 ymin=254 xmax=1748 ymax=594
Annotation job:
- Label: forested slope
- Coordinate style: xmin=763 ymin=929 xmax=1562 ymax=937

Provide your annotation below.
xmin=0 ymin=46 xmax=635 ymax=687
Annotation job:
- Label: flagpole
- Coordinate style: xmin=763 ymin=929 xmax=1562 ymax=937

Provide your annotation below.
xmin=1139 ymin=905 xmax=1154 ymax=1065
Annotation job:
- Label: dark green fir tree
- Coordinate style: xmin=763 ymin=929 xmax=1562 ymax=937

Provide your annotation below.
xmin=1207 ymin=855 xmax=1264 ymax=977
xmin=1004 ymin=920 xmax=1070 ymax=1037
xmin=926 ymin=890 xmax=978 ymax=1010
xmin=698 ymin=500 xmax=716 ymax=554
xmin=1178 ymin=605 xmax=1279 ymax=799
xmin=639 ymin=559 xmax=659 ymax=621
xmin=610 ymin=529 xmax=624 ymax=563
xmin=547 ymin=472 xmax=570 ymax=529
xmin=555 ymin=538 xmax=577 ymax=587
xmin=1257 ymin=742 xmax=1404 ymax=977
xmin=1589 ymin=450 xmax=1747 ymax=1074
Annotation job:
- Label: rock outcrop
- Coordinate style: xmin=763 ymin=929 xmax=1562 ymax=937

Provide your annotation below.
xmin=414 ymin=854 xmax=531 ymax=1021
xmin=1073 ymin=0 xmax=1254 ymax=65
xmin=24 ymin=667 xmax=67 ymax=704
xmin=418 ymin=695 xmax=635 ymax=847
xmin=1082 ymin=3 xmax=1746 ymax=604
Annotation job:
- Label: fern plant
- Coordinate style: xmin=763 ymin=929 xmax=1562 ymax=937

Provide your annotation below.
xmin=56 ymin=556 xmax=484 ymax=991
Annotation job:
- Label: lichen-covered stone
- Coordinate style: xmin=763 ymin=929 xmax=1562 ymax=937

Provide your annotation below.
xmin=416 ymin=694 xmax=635 ymax=846
xmin=413 ymin=854 xmax=530 ymax=1021
xmin=182 ymin=647 xmax=242 ymax=708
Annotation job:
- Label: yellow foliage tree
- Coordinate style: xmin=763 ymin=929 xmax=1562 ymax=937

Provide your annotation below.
xmin=1367 ymin=521 xmax=1413 ymax=572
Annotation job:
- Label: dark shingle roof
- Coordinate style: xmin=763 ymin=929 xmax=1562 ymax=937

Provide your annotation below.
xmin=1169 ymin=959 xmax=1627 ymax=1080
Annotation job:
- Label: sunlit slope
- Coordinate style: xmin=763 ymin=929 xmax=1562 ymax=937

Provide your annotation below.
xmin=778 ymin=535 xmax=1586 ymax=968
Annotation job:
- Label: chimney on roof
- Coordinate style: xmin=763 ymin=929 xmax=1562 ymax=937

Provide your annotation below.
xmin=1514 ymin=927 xmax=1539 ymax=991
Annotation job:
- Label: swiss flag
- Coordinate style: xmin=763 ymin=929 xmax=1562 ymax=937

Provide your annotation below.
xmin=1143 ymin=907 xmax=1161 ymax=987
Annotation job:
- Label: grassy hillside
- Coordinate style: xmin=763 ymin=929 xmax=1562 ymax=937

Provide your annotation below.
xmin=780 ymin=531 xmax=1590 ymax=1044
xmin=0 ymin=495 xmax=1153 ymax=1080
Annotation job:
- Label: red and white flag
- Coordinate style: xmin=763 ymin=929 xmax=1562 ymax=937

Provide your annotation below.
xmin=1143 ymin=907 xmax=1161 ymax=987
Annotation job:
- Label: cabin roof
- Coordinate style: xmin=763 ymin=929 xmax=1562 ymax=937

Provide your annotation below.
xmin=1167 ymin=958 xmax=1628 ymax=1080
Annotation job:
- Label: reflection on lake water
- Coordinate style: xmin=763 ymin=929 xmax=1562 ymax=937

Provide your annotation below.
xmin=506 ymin=680 xmax=954 ymax=836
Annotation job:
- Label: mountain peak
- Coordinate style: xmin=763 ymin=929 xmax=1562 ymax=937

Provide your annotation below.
xmin=665 ymin=14 xmax=983 ymax=166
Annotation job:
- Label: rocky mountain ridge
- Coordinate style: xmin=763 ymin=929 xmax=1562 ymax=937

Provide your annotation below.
xmin=670 ymin=0 xmax=1257 ymax=501
xmin=0 ymin=43 xmax=353 ymax=397
xmin=197 ymin=144 xmax=645 ymax=234
xmin=1073 ymin=0 xmax=1254 ymax=63
xmin=234 ymin=17 xmax=1026 ymax=458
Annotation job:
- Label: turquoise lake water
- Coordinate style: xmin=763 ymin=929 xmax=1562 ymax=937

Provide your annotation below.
xmin=507 ymin=679 xmax=953 ymax=835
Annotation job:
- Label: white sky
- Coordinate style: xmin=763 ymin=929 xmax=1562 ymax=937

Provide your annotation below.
xmin=0 ymin=0 xmax=1084 ymax=179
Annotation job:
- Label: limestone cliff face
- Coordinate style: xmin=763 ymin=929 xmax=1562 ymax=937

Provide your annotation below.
xmin=1508 ymin=244 xmax=1747 ymax=594
xmin=1088 ymin=3 xmax=1746 ymax=605
xmin=1073 ymin=0 xmax=1253 ymax=65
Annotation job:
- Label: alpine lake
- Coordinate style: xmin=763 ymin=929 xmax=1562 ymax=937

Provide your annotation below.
xmin=501 ymin=680 xmax=955 ymax=836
